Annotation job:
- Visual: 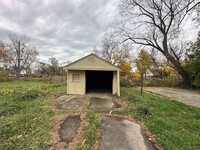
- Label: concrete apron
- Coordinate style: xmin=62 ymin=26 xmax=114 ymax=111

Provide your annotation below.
xmin=55 ymin=94 xmax=120 ymax=110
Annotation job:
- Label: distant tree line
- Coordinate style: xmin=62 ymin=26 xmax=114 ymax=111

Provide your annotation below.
xmin=0 ymin=33 xmax=39 ymax=78
xmin=0 ymin=33 xmax=67 ymax=80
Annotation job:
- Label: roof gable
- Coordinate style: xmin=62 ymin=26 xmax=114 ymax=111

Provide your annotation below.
xmin=64 ymin=54 xmax=120 ymax=71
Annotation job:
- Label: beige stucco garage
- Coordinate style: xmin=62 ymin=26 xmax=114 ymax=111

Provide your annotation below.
xmin=64 ymin=54 xmax=121 ymax=96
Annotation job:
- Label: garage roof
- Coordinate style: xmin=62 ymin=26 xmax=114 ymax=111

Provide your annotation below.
xmin=64 ymin=53 xmax=120 ymax=71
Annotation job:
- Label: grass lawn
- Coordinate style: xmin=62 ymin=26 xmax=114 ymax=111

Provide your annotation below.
xmin=0 ymin=81 xmax=65 ymax=150
xmin=120 ymin=88 xmax=200 ymax=150
xmin=1 ymin=82 xmax=200 ymax=150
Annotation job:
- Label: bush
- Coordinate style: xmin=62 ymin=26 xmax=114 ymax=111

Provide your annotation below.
xmin=42 ymin=76 xmax=66 ymax=84
xmin=11 ymin=90 xmax=45 ymax=101
xmin=120 ymin=77 xmax=140 ymax=87
xmin=146 ymin=78 xmax=181 ymax=87
xmin=135 ymin=106 xmax=150 ymax=115
xmin=19 ymin=77 xmax=43 ymax=82
xmin=0 ymin=71 xmax=7 ymax=82
xmin=22 ymin=90 xmax=45 ymax=100
xmin=127 ymin=95 xmax=137 ymax=102
xmin=192 ymin=73 xmax=200 ymax=89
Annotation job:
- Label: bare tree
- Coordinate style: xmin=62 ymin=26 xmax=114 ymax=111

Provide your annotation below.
xmin=8 ymin=33 xmax=39 ymax=77
xmin=94 ymin=33 xmax=131 ymax=66
xmin=149 ymin=49 xmax=160 ymax=69
xmin=48 ymin=57 xmax=60 ymax=76
xmin=117 ymin=0 xmax=200 ymax=86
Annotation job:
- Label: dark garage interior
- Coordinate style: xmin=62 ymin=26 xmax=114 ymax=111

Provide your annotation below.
xmin=86 ymin=71 xmax=113 ymax=93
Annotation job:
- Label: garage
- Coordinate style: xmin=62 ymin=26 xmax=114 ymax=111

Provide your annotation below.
xmin=86 ymin=71 xmax=113 ymax=93
xmin=64 ymin=54 xmax=121 ymax=96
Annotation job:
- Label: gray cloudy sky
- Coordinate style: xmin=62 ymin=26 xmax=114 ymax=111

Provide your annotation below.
xmin=0 ymin=0 xmax=199 ymax=64
xmin=0 ymin=0 xmax=119 ymax=63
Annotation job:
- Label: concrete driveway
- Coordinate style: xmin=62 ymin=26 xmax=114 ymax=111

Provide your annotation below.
xmin=54 ymin=94 xmax=157 ymax=150
xmin=144 ymin=87 xmax=200 ymax=107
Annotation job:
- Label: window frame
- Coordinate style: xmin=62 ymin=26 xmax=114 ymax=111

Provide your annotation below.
xmin=72 ymin=74 xmax=81 ymax=82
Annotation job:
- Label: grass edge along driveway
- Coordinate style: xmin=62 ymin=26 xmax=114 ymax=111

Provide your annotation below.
xmin=119 ymin=88 xmax=200 ymax=150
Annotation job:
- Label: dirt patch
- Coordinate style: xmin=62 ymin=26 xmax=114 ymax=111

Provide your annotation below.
xmin=49 ymin=114 xmax=69 ymax=150
xmin=99 ymin=115 xmax=157 ymax=150
xmin=88 ymin=97 xmax=120 ymax=110
xmin=55 ymin=95 xmax=85 ymax=110
xmin=58 ymin=115 xmax=81 ymax=144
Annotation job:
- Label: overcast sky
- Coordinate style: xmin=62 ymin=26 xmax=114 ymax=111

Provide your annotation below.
xmin=0 ymin=0 xmax=119 ymax=63
xmin=0 ymin=0 xmax=199 ymax=64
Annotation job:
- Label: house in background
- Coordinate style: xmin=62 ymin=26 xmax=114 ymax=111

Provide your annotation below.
xmin=145 ymin=69 xmax=161 ymax=79
xmin=20 ymin=70 xmax=27 ymax=77
xmin=64 ymin=54 xmax=121 ymax=96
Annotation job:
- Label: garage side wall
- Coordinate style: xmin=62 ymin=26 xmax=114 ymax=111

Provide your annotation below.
xmin=112 ymin=71 xmax=118 ymax=95
xmin=67 ymin=70 xmax=85 ymax=94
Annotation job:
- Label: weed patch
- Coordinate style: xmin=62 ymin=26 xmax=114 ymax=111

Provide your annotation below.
xmin=0 ymin=81 xmax=65 ymax=149
xmin=127 ymin=95 xmax=137 ymax=102
xmin=76 ymin=112 xmax=101 ymax=150
xmin=135 ymin=106 xmax=150 ymax=115
xmin=9 ymin=90 xmax=45 ymax=101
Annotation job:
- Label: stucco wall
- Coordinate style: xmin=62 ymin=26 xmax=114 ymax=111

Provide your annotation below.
xmin=67 ymin=70 xmax=85 ymax=94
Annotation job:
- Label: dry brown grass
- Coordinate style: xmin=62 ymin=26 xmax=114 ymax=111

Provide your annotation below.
xmin=42 ymin=76 xmax=67 ymax=84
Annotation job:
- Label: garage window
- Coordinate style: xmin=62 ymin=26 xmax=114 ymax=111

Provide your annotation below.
xmin=72 ymin=74 xmax=80 ymax=82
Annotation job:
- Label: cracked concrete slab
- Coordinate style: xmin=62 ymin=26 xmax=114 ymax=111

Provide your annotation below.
xmin=99 ymin=116 xmax=157 ymax=150
xmin=58 ymin=115 xmax=81 ymax=144
xmin=55 ymin=95 xmax=85 ymax=110
xmin=88 ymin=97 xmax=120 ymax=110
xmin=55 ymin=94 xmax=121 ymax=110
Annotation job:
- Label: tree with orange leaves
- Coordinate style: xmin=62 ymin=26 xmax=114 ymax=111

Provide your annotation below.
xmin=0 ymin=40 xmax=12 ymax=68
xmin=136 ymin=49 xmax=152 ymax=94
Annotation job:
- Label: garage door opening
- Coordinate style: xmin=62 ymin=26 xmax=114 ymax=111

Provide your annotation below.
xmin=86 ymin=71 xmax=113 ymax=93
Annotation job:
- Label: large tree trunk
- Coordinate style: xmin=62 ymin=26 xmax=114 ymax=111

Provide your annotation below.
xmin=162 ymin=35 xmax=192 ymax=87
xmin=164 ymin=52 xmax=191 ymax=87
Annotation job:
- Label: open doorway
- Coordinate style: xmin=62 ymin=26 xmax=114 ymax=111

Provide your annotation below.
xmin=86 ymin=70 xmax=113 ymax=93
